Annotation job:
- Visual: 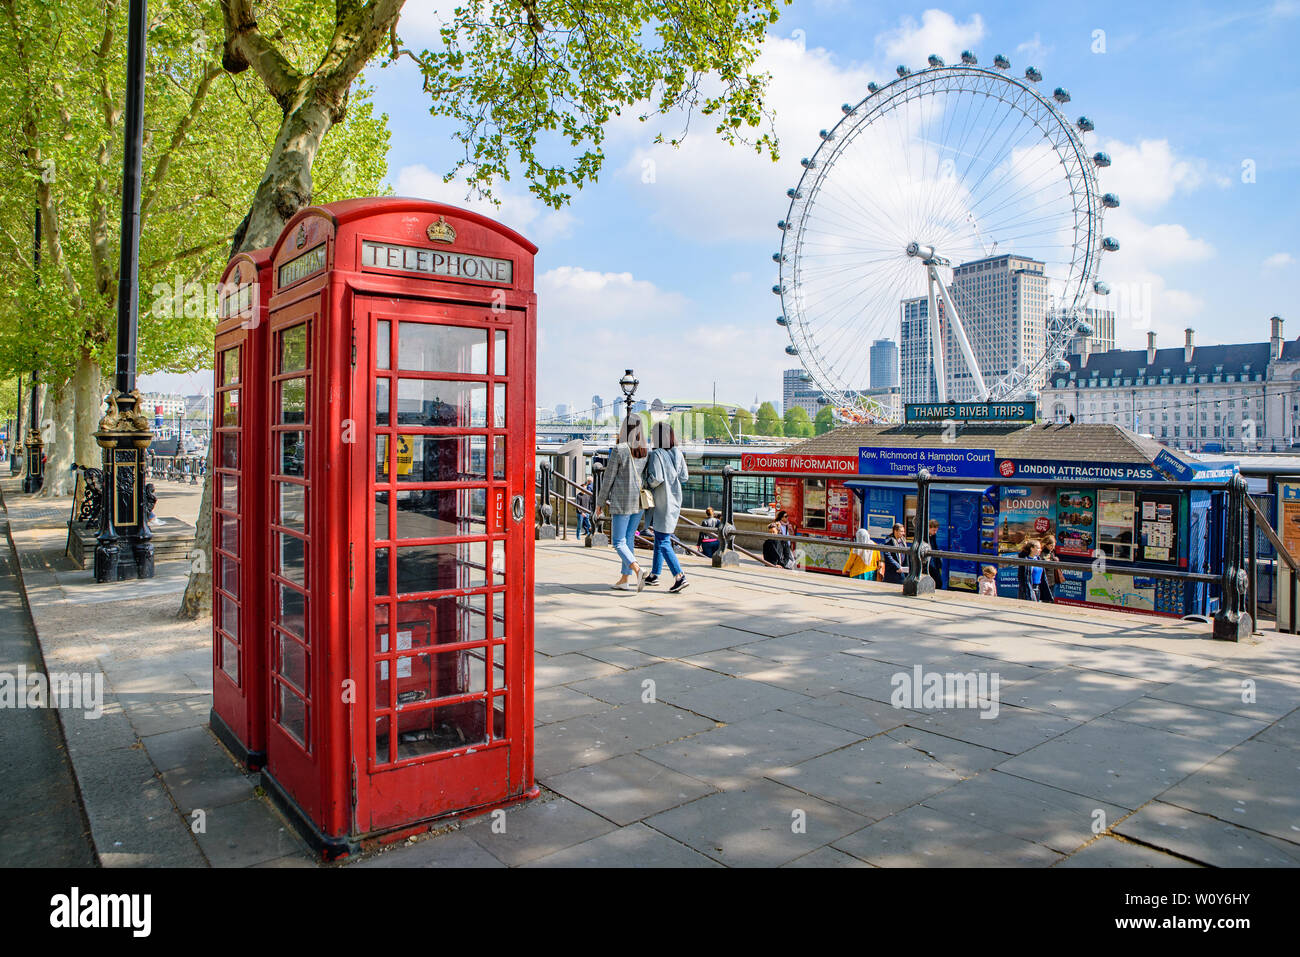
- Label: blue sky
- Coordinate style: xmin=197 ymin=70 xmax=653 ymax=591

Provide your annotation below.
xmin=147 ymin=2 xmax=1300 ymax=412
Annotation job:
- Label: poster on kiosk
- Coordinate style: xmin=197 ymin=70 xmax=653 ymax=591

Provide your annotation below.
xmin=217 ymin=199 xmax=539 ymax=858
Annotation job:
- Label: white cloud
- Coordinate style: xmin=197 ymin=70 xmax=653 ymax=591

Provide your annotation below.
xmin=392 ymin=164 xmax=575 ymax=242
xmin=1014 ymin=33 xmax=1052 ymax=65
xmin=535 ymin=266 xmax=787 ymax=408
xmin=1096 ymin=138 xmax=1210 ymax=211
xmin=877 ymin=10 xmax=986 ymax=68
xmin=1264 ymin=252 xmax=1295 ymax=269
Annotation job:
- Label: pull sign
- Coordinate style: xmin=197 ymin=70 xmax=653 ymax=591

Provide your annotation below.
xmin=511 ymin=495 xmax=525 ymax=523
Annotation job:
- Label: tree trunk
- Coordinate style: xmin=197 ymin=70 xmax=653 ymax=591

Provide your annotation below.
xmin=37 ymin=379 xmax=75 ymax=497
xmin=178 ymin=92 xmax=334 ymax=620
xmin=72 ymin=349 xmax=104 ymax=468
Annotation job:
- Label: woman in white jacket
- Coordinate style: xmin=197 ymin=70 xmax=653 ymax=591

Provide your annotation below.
xmin=643 ymin=421 xmax=690 ymax=593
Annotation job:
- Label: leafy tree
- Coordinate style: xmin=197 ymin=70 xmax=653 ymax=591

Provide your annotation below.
xmin=783 ymin=405 xmax=813 ymax=438
xmin=0 ymin=0 xmax=388 ymax=496
xmin=754 ymin=401 xmax=783 ymax=437
xmin=732 ymin=407 xmax=753 ymax=437
xmin=814 ymin=404 xmax=835 ymax=435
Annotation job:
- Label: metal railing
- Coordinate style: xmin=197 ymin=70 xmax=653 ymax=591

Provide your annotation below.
xmin=145 ymin=455 xmax=205 ymax=484
xmin=537 ymin=455 xmax=1299 ymax=640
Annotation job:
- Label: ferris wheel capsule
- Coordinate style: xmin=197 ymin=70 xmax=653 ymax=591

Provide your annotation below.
xmin=1101 ymin=193 xmax=1120 ymax=208
xmin=1025 ymin=66 xmax=1042 ymax=82
xmin=1076 ymin=320 xmax=1094 ymax=336
xmin=785 ymin=345 xmax=799 ymax=356
xmin=1055 ymin=358 xmax=1072 ymax=372
xmin=777 ymin=220 xmax=790 ymax=230
xmin=819 ymin=130 xmax=835 ymax=141
xmin=1094 ymin=280 xmax=1111 ymax=295
xmin=772 ymin=284 xmax=786 ymax=295
xmin=1053 ymin=87 xmax=1071 ymax=103
xmin=800 ymin=157 xmax=817 ymax=169
xmin=1102 ymin=237 xmax=1120 ymax=252
xmin=961 ymin=50 xmax=978 ymax=65
xmin=993 ymin=54 xmax=1010 ymax=69
xmin=1093 ymin=151 xmax=1111 ymax=167
xmin=772 ymin=252 xmax=786 ymax=263
xmin=867 ymin=82 xmax=880 ymax=93
xmin=896 ymin=65 xmax=910 ymax=77
xmin=786 ymin=187 xmax=802 ymax=199
xmin=776 ymin=316 xmax=789 ymax=326
xmin=1077 ymin=116 xmax=1095 ymax=132
xmin=928 ymin=54 xmax=945 ymax=67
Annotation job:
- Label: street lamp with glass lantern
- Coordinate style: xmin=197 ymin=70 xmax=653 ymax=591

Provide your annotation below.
xmin=619 ymin=369 xmax=639 ymax=426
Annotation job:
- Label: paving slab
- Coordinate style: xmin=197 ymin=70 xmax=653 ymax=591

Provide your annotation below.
xmin=521 ymin=822 xmax=722 ymax=868
xmin=901 ymin=702 xmax=1080 ymax=755
xmin=1114 ymin=800 xmax=1300 ymax=867
xmin=886 ymin=726 xmax=1010 ymax=778
xmin=355 ymin=831 xmax=504 ymax=868
xmin=998 ymin=666 xmax=1159 ymax=722
xmin=567 ymin=660 xmax=729 ymax=705
xmin=658 ymin=675 xmax=811 ymax=723
xmin=533 ymin=655 xmax=623 ymax=688
xmin=462 ymin=795 xmax=618 ymax=866
xmin=996 ymin=717 xmax=1236 ymax=811
xmin=919 ymin=769 xmax=1128 ymax=855
xmin=782 ymin=845 xmax=875 ymax=868
xmin=1101 ymin=697 xmax=1269 ymax=749
xmin=641 ymin=710 xmax=862 ymax=790
xmin=833 ymin=804 xmax=1063 ymax=867
xmin=778 ymin=690 xmax=917 ymax=738
xmin=533 ymin=685 xmax=615 ymax=725
xmin=644 ymin=778 xmax=869 ymax=867
xmin=1147 ymin=668 xmax=1300 ymax=722
xmin=1156 ymin=740 xmax=1300 ymax=845
xmin=543 ymin=753 xmax=716 ymax=825
xmin=1252 ymin=706 xmax=1300 ymax=752
xmin=767 ymin=735 xmax=964 ymax=820
xmin=192 ymin=797 xmax=311 ymax=868
xmin=1055 ymin=836 xmax=1201 ymax=868
xmin=533 ymin=702 xmax=716 ymax=777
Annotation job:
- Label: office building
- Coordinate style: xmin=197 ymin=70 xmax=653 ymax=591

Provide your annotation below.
xmin=870 ymin=339 xmax=899 ymax=389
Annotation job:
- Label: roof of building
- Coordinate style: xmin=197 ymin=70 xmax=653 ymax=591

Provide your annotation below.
xmin=781 ymin=422 xmax=1191 ymax=466
xmin=1056 ymin=339 xmax=1300 ymax=387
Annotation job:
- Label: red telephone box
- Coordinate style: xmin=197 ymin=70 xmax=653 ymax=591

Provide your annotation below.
xmin=256 ymin=198 xmax=538 ymax=857
xmin=211 ymin=249 xmax=273 ymax=769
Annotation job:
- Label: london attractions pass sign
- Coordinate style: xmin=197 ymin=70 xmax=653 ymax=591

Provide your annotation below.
xmin=904 ymin=401 xmax=1037 ymax=424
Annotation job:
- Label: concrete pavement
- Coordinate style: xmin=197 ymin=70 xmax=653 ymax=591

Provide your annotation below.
xmin=3 ymin=474 xmax=1299 ymax=867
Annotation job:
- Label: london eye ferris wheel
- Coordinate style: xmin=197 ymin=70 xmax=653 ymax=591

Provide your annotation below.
xmin=773 ymin=51 xmax=1120 ymax=422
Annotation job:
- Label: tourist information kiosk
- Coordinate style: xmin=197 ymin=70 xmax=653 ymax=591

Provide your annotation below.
xmin=244 ymin=199 xmax=538 ymax=856
xmin=210 ymin=248 xmax=273 ymax=770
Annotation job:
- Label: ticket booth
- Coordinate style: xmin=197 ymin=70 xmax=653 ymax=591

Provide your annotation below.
xmin=257 ymin=199 xmax=538 ymax=857
xmin=210 ymin=249 xmax=273 ymax=769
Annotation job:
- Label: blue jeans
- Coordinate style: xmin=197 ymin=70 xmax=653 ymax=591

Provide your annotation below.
xmin=610 ymin=512 xmax=640 ymax=574
xmin=652 ymin=531 xmax=683 ymax=578
xmin=578 ymin=512 xmax=592 ymax=536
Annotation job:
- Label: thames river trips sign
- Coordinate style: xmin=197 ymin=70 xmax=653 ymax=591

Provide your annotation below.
xmin=904 ymin=401 xmax=1036 ymax=424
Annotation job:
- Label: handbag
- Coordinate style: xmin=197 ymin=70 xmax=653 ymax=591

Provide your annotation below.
xmin=639 ymin=485 xmax=654 ymax=510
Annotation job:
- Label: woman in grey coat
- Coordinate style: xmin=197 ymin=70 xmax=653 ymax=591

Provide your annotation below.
xmin=643 ymin=421 xmax=690 ymax=593
xmin=594 ymin=417 xmax=650 ymax=591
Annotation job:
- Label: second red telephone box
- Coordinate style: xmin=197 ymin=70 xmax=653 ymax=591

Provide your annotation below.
xmin=255 ymin=198 xmax=538 ymax=857
xmin=211 ymin=248 xmax=273 ymax=770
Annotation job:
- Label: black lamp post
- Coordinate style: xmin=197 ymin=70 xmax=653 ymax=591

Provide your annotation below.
xmin=619 ymin=369 xmax=639 ymax=427
xmin=94 ymin=0 xmax=153 ymax=582
xmin=23 ymin=368 xmax=43 ymax=493
xmin=11 ymin=376 xmax=23 ymax=475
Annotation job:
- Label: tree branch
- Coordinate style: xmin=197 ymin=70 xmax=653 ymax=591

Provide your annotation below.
xmin=219 ymin=0 xmax=304 ymax=106
xmin=140 ymin=65 xmax=224 ymax=219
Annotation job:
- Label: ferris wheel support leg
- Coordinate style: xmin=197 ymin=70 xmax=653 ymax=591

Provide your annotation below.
xmin=926 ymin=273 xmax=947 ymax=403
xmin=930 ymin=264 xmax=989 ymax=402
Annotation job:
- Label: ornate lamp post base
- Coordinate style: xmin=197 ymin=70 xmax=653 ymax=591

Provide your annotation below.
xmin=22 ymin=428 xmax=44 ymax=493
xmin=94 ymin=389 xmax=155 ymax=582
